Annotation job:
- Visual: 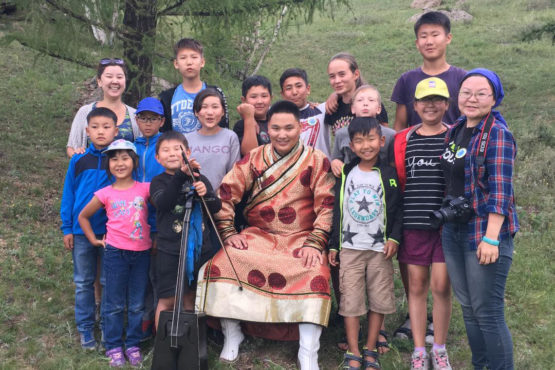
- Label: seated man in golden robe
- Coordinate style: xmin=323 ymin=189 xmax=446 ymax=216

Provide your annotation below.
xmin=196 ymin=100 xmax=335 ymax=369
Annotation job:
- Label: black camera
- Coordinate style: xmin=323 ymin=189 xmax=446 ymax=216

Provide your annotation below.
xmin=430 ymin=196 xmax=474 ymax=229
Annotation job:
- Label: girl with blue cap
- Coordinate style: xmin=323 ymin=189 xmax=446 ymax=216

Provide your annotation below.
xmin=439 ymin=69 xmax=518 ymax=369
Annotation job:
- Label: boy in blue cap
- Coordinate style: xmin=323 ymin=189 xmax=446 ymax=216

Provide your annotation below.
xmin=60 ymin=107 xmax=119 ymax=349
xmin=134 ymin=97 xmax=166 ymax=339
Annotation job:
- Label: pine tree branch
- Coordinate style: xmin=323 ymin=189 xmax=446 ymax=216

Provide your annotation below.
xmin=16 ymin=38 xmax=96 ymax=69
xmin=44 ymin=0 xmax=128 ymax=37
xmin=160 ymin=0 xmax=303 ymax=16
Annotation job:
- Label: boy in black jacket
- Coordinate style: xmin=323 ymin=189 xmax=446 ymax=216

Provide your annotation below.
xmin=329 ymin=117 xmax=402 ymax=369
xmin=149 ymin=131 xmax=221 ymax=330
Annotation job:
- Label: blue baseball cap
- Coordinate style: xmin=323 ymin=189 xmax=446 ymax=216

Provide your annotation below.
xmin=136 ymin=97 xmax=164 ymax=115
xmin=104 ymin=139 xmax=137 ymax=154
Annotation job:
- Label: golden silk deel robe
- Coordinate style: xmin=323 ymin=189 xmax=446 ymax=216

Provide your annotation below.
xmin=196 ymin=142 xmax=335 ymax=327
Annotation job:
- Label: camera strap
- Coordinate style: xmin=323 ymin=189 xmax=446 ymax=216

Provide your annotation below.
xmin=476 ymin=112 xmax=495 ymax=167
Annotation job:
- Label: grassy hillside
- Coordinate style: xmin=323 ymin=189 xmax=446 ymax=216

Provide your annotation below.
xmin=0 ymin=0 xmax=553 ymax=368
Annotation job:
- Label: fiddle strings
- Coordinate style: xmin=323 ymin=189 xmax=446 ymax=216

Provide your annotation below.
xmin=180 ymin=147 xmax=244 ymax=291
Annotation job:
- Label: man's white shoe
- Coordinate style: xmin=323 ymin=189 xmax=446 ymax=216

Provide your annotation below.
xmin=297 ymin=323 xmax=322 ymax=370
xmin=219 ymin=319 xmax=244 ymax=363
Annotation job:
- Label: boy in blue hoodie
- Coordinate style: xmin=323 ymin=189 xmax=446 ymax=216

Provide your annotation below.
xmin=134 ymin=97 xmax=166 ymax=339
xmin=60 ymin=107 xmax=118 ymax=349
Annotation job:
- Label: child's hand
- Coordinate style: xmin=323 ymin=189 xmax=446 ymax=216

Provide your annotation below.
xmin=325 ymin=92 xmax=339 ymax=115
xmin=63 ymin=234 xmax=74 ymax=251
xmin=193 ymin=181 xmax=207 ymax=197
xmin=180 ymin=157 xmax=201 ymax=177
xmin=383 ymin=240 xmax=398 ymax=260
xmin=237 ymin=103 xmax=256 ymax=121
xmin=328 ymin=250 xmax=339 ymax=266
xmin=308 ymin=101 xmax=320 ymax=109
xmin=331 ymin=159 xmax=344 ymax=178
xmin=93 ymin=238 xmax=106 ymax=248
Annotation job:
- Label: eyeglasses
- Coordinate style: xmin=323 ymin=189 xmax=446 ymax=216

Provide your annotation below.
xmin=416 ymin=96 xmax=447 ymax=104
xmin=100 ymin=58 xmax=125 ymax=65
xmin=459 ymin=90 xmax=493 ymax=101
xmin=137 ymin=116 xmax=162 ymax=124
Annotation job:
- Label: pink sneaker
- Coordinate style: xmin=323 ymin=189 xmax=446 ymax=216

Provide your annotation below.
xmin=125 ymin=346 xmax=143 ymax=367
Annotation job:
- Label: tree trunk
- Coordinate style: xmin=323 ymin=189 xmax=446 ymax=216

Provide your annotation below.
xmin=122 ymin=0 xmax=157 ymax=106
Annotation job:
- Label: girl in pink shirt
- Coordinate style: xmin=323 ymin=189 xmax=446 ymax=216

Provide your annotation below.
xmin=79 ymin=139 xmax=150 ymax=367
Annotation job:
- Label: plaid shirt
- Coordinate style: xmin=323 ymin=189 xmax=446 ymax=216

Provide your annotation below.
xmin=445 ymin=117 xmax=519 ymax=250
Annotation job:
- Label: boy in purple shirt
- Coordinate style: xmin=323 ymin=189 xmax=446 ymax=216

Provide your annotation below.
xmin=392 ymin=11 xmax=466 ymax=131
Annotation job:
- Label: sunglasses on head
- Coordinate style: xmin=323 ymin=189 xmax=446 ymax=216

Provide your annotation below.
xmin=100 ymin=58 xmax=125 ymax=65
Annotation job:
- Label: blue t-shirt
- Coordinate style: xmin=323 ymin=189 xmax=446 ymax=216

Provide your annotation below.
xmin=171 ymin=83 xmax=206 ymax=134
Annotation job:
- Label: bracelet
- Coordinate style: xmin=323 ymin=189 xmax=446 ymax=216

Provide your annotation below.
xmin=482 ymin=236 xmax=500 ymax=246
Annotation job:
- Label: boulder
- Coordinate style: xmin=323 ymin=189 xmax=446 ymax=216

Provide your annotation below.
xmin=410 ymin=9 xmax=473 ymax=23
xmin=411 ymin=0 xmax=442 ymax=9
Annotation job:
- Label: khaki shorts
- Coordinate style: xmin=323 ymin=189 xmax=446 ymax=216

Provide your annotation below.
xmin=338 ymin=248 xmax=396 ymax=317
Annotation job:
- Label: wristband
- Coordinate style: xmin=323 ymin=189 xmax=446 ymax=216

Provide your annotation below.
xmin=482 ymin=236 xmax=500 ymax=246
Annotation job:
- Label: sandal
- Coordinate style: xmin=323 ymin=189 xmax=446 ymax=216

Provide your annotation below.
xmin=362 ymin=348 xmax=381 ymax=369
xmin=375 ymin=330 xmax=390 ymax=354
xmin=337 ymin=323 xmax=363 ymax=351
xmin=106 ymin=347 xmax=126 ymax=367
xmin=393 ymin=315 xmax=412 ymax=340
xmin=343 ymin=352 xmax=363 ymax=369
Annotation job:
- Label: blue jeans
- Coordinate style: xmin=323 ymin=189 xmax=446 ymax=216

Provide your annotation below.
xmin=442 ymin=223 xmax=514 ymax=370
xmin=103 ymin=244 xmax=150 ymax=350
xmin=72 ymin=234 xmax=104 ymax=333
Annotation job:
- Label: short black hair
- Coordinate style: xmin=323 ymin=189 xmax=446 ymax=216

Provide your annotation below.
xmin=279 ymin=68 xmax=308 ymax=90
xmin=267 ymin=100 xmax=300 ymax=123
xmin=348 ymin=117 xmax=382 ymax=141
xmin=174 ymin=38 xmax=204 ymax=57
xmin=156 ymin=131 xmax=189 ymax=154
xmin=414 ymin=11 xmax=451 ymax=35
xmin=242 ymin=75 xmax=272 ymax=97
xmin=193 ymin=88 xmax=225 ymax=114
xmin=105 ymin=149 xmax=139 ymax=179
xmin=87 ymin=107 xmax=117 ymax=126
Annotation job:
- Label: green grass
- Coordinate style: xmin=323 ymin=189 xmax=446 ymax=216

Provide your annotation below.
xmin=1 ymin=0 xmax=554 ymax=368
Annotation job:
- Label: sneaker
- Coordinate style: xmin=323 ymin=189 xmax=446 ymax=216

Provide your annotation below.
xmin=411 ymin=351 xmax=429 ymax=370
xmin=430 ymin=348 xmax=452 ymax=370
xmin=106 ymin=347 xmax=126 ymax=367
xmin=125 ymin=346 xmax=143 ymax=367
xmin=79 ymin=330 xmax=96 ymax=350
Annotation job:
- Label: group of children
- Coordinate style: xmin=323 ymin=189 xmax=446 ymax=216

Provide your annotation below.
xmin=61 ymin=10 xmax=466 ymax=369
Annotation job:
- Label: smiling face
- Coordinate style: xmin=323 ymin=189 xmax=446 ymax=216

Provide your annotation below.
xmin=97 ymin=65 xmax=126 ymax=100
xmin=242 ymin=85 xmax=272 ymax=120
xmin=155 ymin=139 xmax=190 ymax=174
xmin=268 ymin=112 xmax=302 ymax=156
xmin=413 ymin=96 xmax=449 ymax=126
xmin=173 ymin=48 xmax=205 ymax=80
xmin=108 ymin=150 xmax=135 ymax=181
xmin=458 ymin=76 xmax=496 ymax=126
xmin=196 ymin=96 xmax=224 ymax=132
xmin=349 ymin=129 xmax=384 ymax=164
xmin=86 ymin=116 xmax=118 ymax=149
xmin=281 ymin=76 xmax=311 ymax=108
xmin=351 ymin=88 xmax=382 ymax=118
xmin=415 ymin=24 xmax=452 ymax=62
xmin=328 ymin=59 xmax=359 ymax=98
